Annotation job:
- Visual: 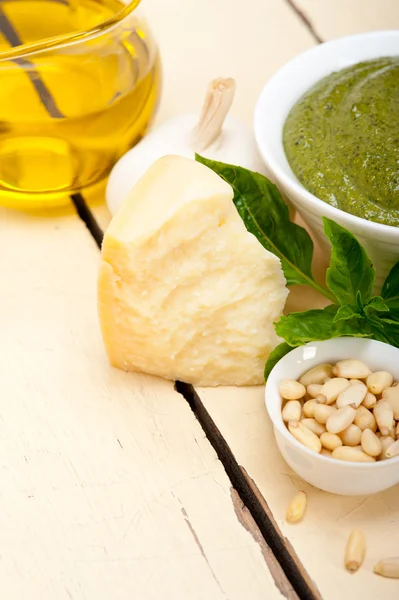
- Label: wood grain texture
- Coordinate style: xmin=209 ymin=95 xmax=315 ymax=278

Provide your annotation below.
xmin=198 ymin=381 xmax=399 ymax=600
xmin=193 ymin=3 xmax=399 ymax=598
xmin=295 ymin=0 xmax=398 ymax=39
xmin=0 ymin=207 xmax=293 ymax=600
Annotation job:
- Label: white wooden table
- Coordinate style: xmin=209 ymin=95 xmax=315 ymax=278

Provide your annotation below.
xmin=1 ymin=1 xmax=398 ymax=599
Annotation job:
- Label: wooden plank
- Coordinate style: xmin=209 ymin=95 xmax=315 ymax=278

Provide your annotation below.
xmin=295 ymin=0 xmax=397 ymax=40
xmin=198 ymin=383 xmax=399 ymax=600
xmin=0 ymin=206 xmax=295 ymax=600
xmin=195 ymin=5 xmax=399 ymax=598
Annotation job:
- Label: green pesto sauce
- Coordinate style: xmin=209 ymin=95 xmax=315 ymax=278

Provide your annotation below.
xmin=283 ymin=57 xmax=399 ymax=226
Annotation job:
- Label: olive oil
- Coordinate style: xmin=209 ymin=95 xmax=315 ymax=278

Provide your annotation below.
xmin=0 ymin=0 xmax=161 ymax=209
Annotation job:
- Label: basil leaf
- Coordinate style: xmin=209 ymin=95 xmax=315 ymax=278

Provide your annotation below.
xmin=196 ymin=155 xmax=335 ymax=301
xmin=364 ymin=296 xmax=389 ymax=316
xmin=264 ymin=342 xmax=295 ymax=380
xmin=381 ymin=262 xmax=399 ymax=300
xmin=275 ymin=304 xmax=371 ymax=346
xmin=366 ymin=314 xmax=399 ymax=346
xmin=323 ymin=217 xmax=375 ymax=305
xmin=333 ymin=304 xmax=361 ymax=323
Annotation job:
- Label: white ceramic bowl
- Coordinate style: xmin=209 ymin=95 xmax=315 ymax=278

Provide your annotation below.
xmin=254 ymin=31 xmax=399 ymax=290
xmin=265 ymin=337 xmax=399 ymax=496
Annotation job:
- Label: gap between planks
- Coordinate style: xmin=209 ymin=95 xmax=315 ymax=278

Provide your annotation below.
xmin=69 ymin=192 xmax=319 ymax=600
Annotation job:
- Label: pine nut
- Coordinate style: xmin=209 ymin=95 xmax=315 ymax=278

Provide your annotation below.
xmin=321 ymin=448 xmax=333 ymax=458
xmin=333 ymin=359 xmax=372 ymax=379
xmin=326 ymin=405 xmax=356 ymax=434
xmin=349 ymin=379 xmax=361 ymax=385
xmin=379 ymin=436 xmax=395 ymax=460
xmin=396 ymin=422 xmax=399 ymax=440
xmin=388 ymin=420 xmax=396 ymax=439
xmin=288 ymin=421 xmax=322 ymax=453
xmin=385 ymin=439 xmax=399 ymax=458
xmin=373 ymin=401 xmax=394 ymax=436
xmin=299 ymin=364 xmax=333 ymax=387
xmin=367 ymin=371 xmax=393 ymax=394
xmin=314 ymin=403 xmax=336 ymax=425
xmin=315 ymin=393 xmax=328 ymax=404
xmin=303 ymin=399 xmax=317 ymax=418
xmin=307 ymin=383 xmax=323 ymax=398
xmin=320 ymin=378 xmax=350 ymax=404
xmin=382 ymin=386 xmax=399 ymax=419
xmin=354 ymin=405 xmax=377 ymax=432
xmin=286 ymin=490 xmax=307 ymax=523
xmin=361 ymin=428 xmax=382 ymax=457
xmin=301 ymin=418 xmax=326 ymax=436
xmin=279 ymin=379 xmax=306 ymax=400
xmin=362 ymin=392 xmax=377 ymax=410
xmin=336 ymin=381 xmax=367 ymax=409
xmin=324 ymin=377 xmax=332 ymax=383
xmin=332 ymin=446 xmax=375 ymax=462
xmin=282 ymin=400 xmax=302 ymax=423
xmin=320 ymin=432 xmax=342 ymax=451
xmin=339 ymin=424 xmax=362 ymax=446
xmin=373 ymin=558 xmax=399 ymax=578
xmin=345 ymin=530 xmax=366 ymax=573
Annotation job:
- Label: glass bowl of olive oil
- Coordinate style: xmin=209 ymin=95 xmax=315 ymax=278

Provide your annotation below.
xmin=0 ymin=0 xmax=161 ymax=210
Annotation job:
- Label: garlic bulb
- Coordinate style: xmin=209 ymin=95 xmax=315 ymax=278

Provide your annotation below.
xmin=106 ymin=78 xmax=267 ymax=216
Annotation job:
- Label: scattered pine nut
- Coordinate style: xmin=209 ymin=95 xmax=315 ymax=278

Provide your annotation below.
xmin=299 ymin=364 xmax=333 ymax=387
xmin=373 ymin=558 xmax=399 ymax=578
xmin=279 ymin=379 xmax=306 ymax=400
xmin=285 ymin=490 xmax=307 ymax=523
xmin=345 ymin=530 xmax=366 ymax=573
xmin=367 ymin=371 xmax=393 ymax=395
xmin=282 ymin=400 xmax=302 ymax=423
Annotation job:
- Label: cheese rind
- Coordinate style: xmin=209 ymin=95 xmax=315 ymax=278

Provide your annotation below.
xmin=98 ymin=155 xmax=288 ymax=386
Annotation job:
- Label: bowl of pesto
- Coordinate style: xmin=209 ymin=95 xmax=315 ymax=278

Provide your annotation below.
xmin=254 ymin=31 xmax=399 ymax=287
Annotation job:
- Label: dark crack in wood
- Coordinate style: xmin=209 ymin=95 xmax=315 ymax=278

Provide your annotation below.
xmin=231 ymin=488 xmax=298 ymax=599
xmin=175 ymin=381 xmax=320 ymax=600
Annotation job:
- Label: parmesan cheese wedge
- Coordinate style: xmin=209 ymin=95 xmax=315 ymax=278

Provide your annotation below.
xmin=98 ymin=155 xmax=288 ymax=386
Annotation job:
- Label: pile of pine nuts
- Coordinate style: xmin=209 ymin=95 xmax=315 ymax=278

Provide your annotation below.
xmin=279 ymin=359 xmax=399 ymax=462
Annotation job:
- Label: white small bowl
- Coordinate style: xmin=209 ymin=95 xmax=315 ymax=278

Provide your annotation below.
xmin=254 ymin=31 xmax=399 ymax=289
xmin=265 ymin=337 xmax=399 ymax=496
